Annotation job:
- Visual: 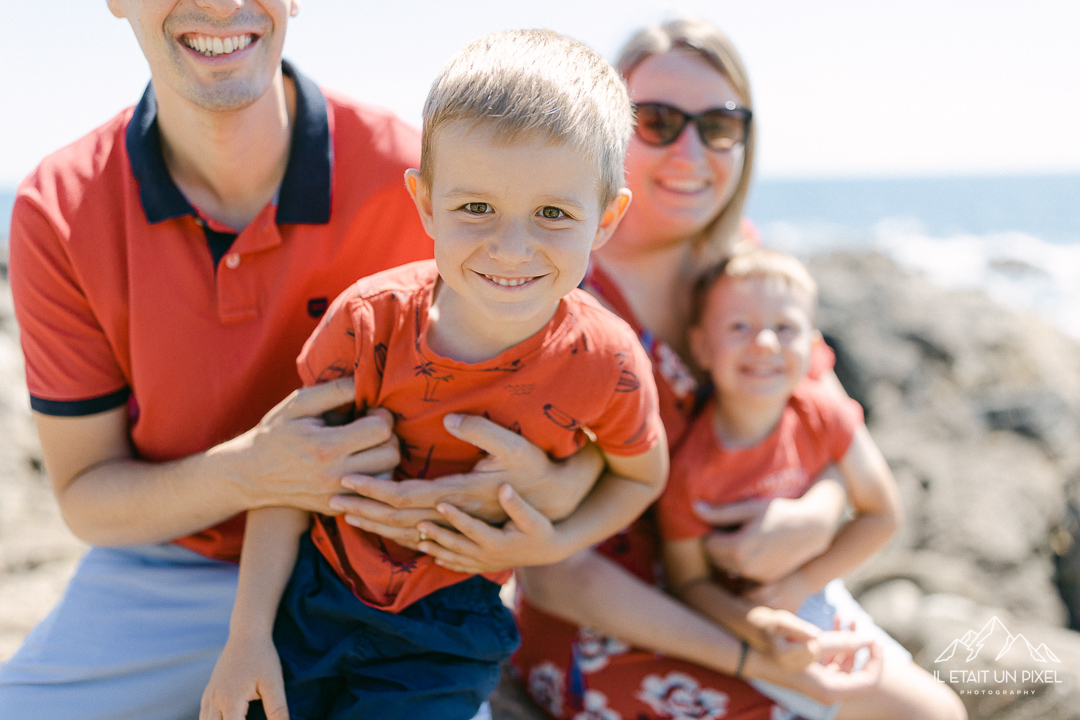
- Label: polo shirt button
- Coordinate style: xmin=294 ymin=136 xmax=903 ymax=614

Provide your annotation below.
xmin=224 ymin=253 xmax=241 ymax=269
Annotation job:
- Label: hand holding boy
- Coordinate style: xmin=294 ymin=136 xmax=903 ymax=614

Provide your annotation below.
xmin=333 ymin=413 xmax=603 ymax=551
xmin=415 ymin=483 xmax=567 ymax=574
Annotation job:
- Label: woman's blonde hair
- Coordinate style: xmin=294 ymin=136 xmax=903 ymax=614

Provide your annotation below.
xmin=616 ymin=18 xmax=756 ymax=268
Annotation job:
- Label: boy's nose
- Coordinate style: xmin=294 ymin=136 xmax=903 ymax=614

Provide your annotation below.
xmin=753 ymin=328 xmax=780 ymax=350
xmin=487 ymin=223 xmax=534 ymax=262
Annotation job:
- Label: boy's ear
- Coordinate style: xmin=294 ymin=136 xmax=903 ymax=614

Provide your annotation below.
xmin=687 ymin=324 xmax=711 ymax=373
xmin=404 ymin=169 xmax=436 ymax=239
xmin=591 ymin=188 xmax=632 ymax=250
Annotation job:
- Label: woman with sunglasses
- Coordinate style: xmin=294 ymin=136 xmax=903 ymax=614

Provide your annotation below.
xmin=512 ymin=18 xmax=966 ymax=720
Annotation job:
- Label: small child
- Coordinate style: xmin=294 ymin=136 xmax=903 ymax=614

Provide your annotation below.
xmin=200 ymin=30 xmax=668 ymax=720
xmin=659 ymin=249 xmax=964 ymax=720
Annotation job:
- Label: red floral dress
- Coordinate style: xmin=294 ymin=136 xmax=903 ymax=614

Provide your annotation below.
xmin=512 ymin=262 xmax=778 ymax=720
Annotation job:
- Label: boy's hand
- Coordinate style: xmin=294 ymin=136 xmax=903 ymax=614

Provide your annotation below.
xmin=415 ymin=484 xmax=569 ymax=574
xmin=745 ymin=606 xmax=821 ymax=671
xmin=200 ymin=634 xmax=288 ymax=720
xmin=744 ymin=570 xmax=813 ymax=613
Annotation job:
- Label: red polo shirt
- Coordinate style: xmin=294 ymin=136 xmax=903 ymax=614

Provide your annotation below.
xmin=9 ymin=62 xmax=432 ymax=561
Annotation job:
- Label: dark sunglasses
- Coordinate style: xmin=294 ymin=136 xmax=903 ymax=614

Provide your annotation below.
xmin=634 ymin=101 xmax=752 ymax=151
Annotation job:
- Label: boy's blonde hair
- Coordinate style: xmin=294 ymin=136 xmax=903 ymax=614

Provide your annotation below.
xmin=692 ymin=249 xmax=818 ymax=325
xmin=617 ymin=18 xmax=756 ymax=268
xmin=420 ymin=29 xmax=633 ymax=207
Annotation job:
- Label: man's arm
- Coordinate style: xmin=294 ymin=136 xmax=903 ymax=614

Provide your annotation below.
xmin=35 ymin=379 xmax=401 ymax=546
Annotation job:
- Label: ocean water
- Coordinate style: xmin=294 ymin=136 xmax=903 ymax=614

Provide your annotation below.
xmin=3 ymin=173 xmax=1079 ymax=337
xmin=747 ymin=174 xmax=1080 ymax=339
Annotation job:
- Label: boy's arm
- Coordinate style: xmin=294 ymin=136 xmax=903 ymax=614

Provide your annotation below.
xmin=748 ymin=424 xmax=902 ymax=612
xmin=663 ymin=536 xmax=818 ymax=671
xmin=696 ymin=466 xmax=847 ymax=583
xmin=200 ymin=507 xmax=310 ymax=720
xmin=413 ymin=439 xmax=668 ymax=573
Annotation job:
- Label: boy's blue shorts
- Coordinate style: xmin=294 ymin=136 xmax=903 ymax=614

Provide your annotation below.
xmin=249 ymin=532 xmax=520 ymax=720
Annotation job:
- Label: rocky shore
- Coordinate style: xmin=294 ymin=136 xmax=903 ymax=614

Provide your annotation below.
xmin=2 ymin=250 xmax=1079 ymax=719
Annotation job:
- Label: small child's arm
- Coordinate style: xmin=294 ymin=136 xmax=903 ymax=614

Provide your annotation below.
xmin=746 ymin=424 xmax=903 ymax=612
xmin=663 ymin=535 xmax=821 ymax=671
xmin=200 ymin=507 xmax=310 ymax=720
xmin=414 ymin=438 xmax=668 ymax=574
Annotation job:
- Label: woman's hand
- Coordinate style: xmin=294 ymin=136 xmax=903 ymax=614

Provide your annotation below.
xmin=416 ymin=484 xmax=570 ymax=574
xmin=329 ymin=413 xmax=602 ymax=549
xmin=695 ymin=467 xmax=846 ymax=583
xmin=745 ymin=606 xmax=820 ymax=672
xmin=745 ymin=636 xmax=882 ymax=705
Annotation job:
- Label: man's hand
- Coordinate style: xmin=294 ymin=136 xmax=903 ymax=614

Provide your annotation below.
xmin=215 ymin=378 xmax=400 ymax=514
xmin=200 ymin=633 xmax=288 ymax=720
xmin=35 ymin=377 xmax=402 ymax=546
xmin=329 ymin=413 xmax=601 ymax=548
xmin=415 ymin=484 xmax=569 ymax=574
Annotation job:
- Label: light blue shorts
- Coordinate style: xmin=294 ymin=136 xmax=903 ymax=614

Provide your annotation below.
xmin=0 ymin=542 xmax=493 ymax=720
xmin=750 ymin=578 xmax=912 ymax=720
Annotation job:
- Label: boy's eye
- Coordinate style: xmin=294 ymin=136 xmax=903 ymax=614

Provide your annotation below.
xmin=539 ymin=206 xmax=566 ymax=220
xmin=463 ymin=202 xmax=493 ymax=214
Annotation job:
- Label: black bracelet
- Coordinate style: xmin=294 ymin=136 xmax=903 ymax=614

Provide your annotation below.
xmin=735 ymin=640 xmax=750 ymax=678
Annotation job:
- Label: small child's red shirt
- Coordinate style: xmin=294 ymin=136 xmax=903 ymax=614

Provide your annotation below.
xmin=297 ymin=260 xmax=663 ymax=613
xmin=658 ymin=380 xmax=863 ymax=542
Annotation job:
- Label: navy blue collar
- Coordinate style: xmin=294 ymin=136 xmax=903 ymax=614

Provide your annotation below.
xmin=126 ymin=60 xmax=331 ymax=226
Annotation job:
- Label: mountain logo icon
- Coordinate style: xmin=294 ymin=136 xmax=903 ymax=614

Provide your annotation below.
xmin=934 ymin=616 xmax=1061 ymax=664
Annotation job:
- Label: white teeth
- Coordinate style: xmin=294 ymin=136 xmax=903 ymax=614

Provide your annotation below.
xmin=185 ymin=34 xmax=251 ymax=57
xmin=485 ymin=275 xmax=531 ymax=287
xmin=660 ymin=178 xmax=708 ymax=193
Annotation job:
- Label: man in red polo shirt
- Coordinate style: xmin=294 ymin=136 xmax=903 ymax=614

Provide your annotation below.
xmin=0 ymin=2 xmax=594 ymax=718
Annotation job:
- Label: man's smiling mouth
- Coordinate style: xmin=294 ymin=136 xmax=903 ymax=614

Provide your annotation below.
xmin=183 ymin=34 xmax=254 ymax=57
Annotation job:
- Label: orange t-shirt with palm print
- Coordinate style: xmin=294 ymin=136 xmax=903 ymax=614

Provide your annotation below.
xmin=297 ymin=260 xmax=662 ymax=614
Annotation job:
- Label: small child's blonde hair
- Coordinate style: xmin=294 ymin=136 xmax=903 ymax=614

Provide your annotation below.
xmin=691 ymin=248 xmax=819 ymax=325
xmin=420 ymin=29 xmax=633 ymax=207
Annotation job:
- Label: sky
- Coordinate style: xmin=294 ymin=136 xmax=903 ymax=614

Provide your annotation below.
xmin=2 ymin=1 xmax=1079 ymax=187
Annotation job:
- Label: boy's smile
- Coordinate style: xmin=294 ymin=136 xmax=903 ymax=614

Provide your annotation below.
xmin=407 ymin=122 xmax=629 ymax=361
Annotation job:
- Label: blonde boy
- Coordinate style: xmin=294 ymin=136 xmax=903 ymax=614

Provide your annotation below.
xmin=200 ymin=30 xmax=668 ymax=720
xmin=659 ymin=249 xmax=964 ymax=720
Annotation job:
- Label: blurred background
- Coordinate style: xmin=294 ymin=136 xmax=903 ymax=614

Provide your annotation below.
xmin=3 ymin=2 xmax=1080 ymax=717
